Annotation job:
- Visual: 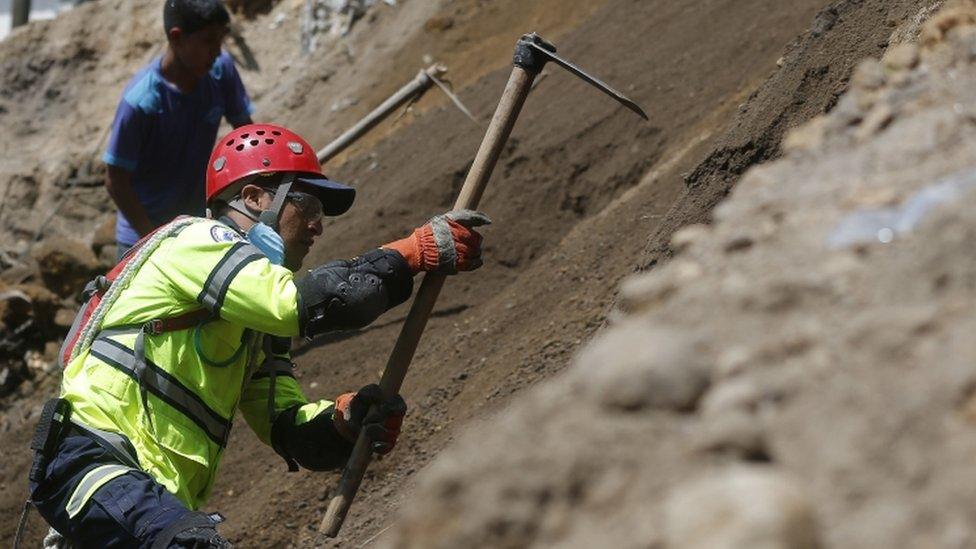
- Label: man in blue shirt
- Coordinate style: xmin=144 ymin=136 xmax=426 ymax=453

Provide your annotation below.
xmin=104 ymin=0 xmax=254 ymax=256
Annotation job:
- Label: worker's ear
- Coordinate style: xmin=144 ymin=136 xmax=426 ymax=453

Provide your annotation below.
xmin=239 ymin=184 xmax=269 ymax=214
xmin=167 ymin=26 xmax=183 ymax=45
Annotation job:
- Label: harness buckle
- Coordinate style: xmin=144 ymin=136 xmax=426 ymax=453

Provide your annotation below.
xmin=81 ymin=275 xmax=110 ymax=301
xmin=143 ymin=319 xmax=163 ymax=335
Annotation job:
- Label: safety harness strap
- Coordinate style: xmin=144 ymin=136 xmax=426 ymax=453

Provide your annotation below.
xmin=143 ymin=309 xmax=214 ymax=335
xmin=71 ymin=217 xmax=199 ymax=366
xmin=258 ymin=173 xmax=296 ymax=231
xmin=259 ymin=336 xmax=300 ymax=472
xmin=150 ymin=511 xmax=229 ymax=549
xmin=68 ymin=419 xmax=141 ymax=469
xmin=197 ymin=242 xmax=264 ymax=316
xmin=90 ymin=337 xmax=232 ymax=446
xmin=251 ymin=353 xmax=295 ymax=380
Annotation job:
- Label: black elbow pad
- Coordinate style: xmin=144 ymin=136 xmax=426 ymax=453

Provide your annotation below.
xmin=295 ymin=249 xmax=413 ymax=337
xmin=270 ymin=405 xmax=354 ymax=471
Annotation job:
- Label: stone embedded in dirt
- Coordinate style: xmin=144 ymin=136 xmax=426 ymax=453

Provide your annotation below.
xmin=883 ymin=43 xmax=921 ymax=71
xmin=0 ymin=287 xmax=31 ymax=331
xmin=16 ymin=284 xmax=62 ymax=338
xmin=302 ymin=0 xmax=388 ymax=52
xmin=571 ymin=322 xmax=710 ymax=412
xmin=53 ymin=308 xmax=77 ymax=330
xmin=851 ymin=59 xmax=886 ymax=91
xmin=665 ymin=466 xmax=820 ymax=549
xmin=670 ymin=223 xmax=710 ymax=253
xmin=782 ymin=116 xmax=829 ymax=154
xmin=31 ymin=238 xmax=101 ymax=299
xmin=700 ymin=377 xmax=763 ymax=416
xmin=615 ymin=273 xmax=676 ymax=315
xmin=424 ymin=15 xmax=454 ymax=32
xmin=96 ymin=245 xmax=118 ymax=270
xmin=694 ymin=411 xmax=769 ymax=461
xmin=224 ymin=0 xmax=277 ymax=18
xmin=42 ymin=341 xmax=60 ymax=363
xmin=91 ymin=216 xmax=115 ymax=255
xmin=855 ymin=103 xmax=895 ymax=141
xmin=0 ymin=262 xmax=38 ymax=286
xmin=25 ymin=350 xmax=53 ymax=374
xmin=0 ymin=365 xmax=15 ymax=397
xmin=920 ymin=6 xmax=976 ymax=47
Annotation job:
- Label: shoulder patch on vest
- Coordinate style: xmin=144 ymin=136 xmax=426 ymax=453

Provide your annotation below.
xmin=210 ymin=225 xmax=243 ymax=243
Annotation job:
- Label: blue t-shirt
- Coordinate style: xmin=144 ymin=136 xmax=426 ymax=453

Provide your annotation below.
xmin=103 ymin=51 xmax=254 ymax=245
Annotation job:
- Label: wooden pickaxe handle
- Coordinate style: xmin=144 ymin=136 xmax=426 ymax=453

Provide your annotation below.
xmin=320 ymin=63 xmax=538 ymax=539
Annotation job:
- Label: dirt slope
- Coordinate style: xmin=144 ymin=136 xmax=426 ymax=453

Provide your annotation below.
xmin=0 ymin=0 xmax=938 ymax=547
xmin=384 ymin=3 xmax=976 ymax=548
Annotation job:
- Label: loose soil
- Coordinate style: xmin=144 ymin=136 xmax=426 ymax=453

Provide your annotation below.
xmin=0 ymin=0 xmax=938 ymax=546
xmin=385 ymin=3 xmax=976 ymax=547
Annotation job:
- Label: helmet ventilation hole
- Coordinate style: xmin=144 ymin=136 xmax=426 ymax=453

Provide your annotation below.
xmin=271 ymin=130 xmax=281 ymax=136
xmin=250 ymin=140 xmax=258 ymax=146
xmin=240 ymin=133 xmax=249 ymax=139
xmin=236 ymin=144 xmax=244 ymax=151
xmin=225 ymin=139 xmax=234 ymax=146
xmin=265 ymin=139 xmax=274 ymax=144
xmin=256 ymin=130 xmax=265 ymax=135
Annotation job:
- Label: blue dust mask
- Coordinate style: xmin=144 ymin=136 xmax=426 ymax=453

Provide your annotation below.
xmin=247 ymin=222 xmax=285 ymax=265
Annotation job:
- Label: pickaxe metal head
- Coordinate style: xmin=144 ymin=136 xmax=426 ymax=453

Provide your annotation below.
xmin=513 ymin=32 xmax=648 ymax=120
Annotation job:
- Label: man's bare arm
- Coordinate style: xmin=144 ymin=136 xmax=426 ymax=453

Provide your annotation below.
xmin=105 ymin=165 xmax=155 ymax=237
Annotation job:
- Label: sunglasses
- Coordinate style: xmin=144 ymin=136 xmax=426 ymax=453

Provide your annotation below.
xmin=262 ymin=187 xmax=323 ymax=223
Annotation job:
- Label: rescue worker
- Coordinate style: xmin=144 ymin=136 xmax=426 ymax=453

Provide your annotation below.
xmin=24 ymin=123 xmax=489 ymax=548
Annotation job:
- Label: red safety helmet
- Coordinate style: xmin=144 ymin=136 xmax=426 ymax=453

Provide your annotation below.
xmin=206 ymin=123 xmax=355 ymax=216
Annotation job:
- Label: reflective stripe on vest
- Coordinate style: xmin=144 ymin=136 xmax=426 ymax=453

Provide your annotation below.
xmin=65 ymin=463 xmax=134 ymax=518
xmin=90 ymin=337 xmax=232 ymax=446
xmin=197 ymin=242 xmax=264 ymax=315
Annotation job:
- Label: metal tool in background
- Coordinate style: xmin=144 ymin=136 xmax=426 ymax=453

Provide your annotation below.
xmin=320 ymin=31 xmax=647 ymax=537
xmin=316 ymin=64 xmax=479 ymax=164
xmin=12 ymin=0 xmax=30 ymax=29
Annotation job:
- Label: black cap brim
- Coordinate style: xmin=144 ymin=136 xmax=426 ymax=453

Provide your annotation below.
xmin=295 ymin=175 xmax=356 ymax=216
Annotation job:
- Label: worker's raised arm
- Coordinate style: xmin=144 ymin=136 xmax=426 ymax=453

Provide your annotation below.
xmin=294 ymin=248 xmax=414 ymax=337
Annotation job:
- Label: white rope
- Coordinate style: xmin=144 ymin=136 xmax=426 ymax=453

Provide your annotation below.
xmin=70 ymin=217 xmax=201 ymax=364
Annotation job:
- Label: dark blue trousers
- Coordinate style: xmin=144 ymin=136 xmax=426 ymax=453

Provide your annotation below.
xmin=29 ymin=434 xmax=193 ymax=548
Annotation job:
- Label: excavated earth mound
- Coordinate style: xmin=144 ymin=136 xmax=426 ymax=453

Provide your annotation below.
xmin=384 ymin=3 xmax=976 ymax=548
xmin=0 ymin=0 xmax=945 ymax=546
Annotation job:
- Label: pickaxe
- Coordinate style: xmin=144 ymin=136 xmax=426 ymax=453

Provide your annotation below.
xmin=316 ymin=64 xmax=479 ymax=164
xmin=320 ymin=32 xmax=648 ymax=537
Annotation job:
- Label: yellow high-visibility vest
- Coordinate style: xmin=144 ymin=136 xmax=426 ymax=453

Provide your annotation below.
xmin=61 ymin=217 xmax=333 ymax=509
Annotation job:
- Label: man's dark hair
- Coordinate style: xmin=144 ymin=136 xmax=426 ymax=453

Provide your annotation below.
xmin=163 ymin=0 xmax=230 ymax=35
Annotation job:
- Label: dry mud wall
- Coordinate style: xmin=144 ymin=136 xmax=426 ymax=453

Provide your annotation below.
xmin=383 ymin=3 xmax=976 ymax=549
xmin=0 ymin=0 xmax=954 ymax=547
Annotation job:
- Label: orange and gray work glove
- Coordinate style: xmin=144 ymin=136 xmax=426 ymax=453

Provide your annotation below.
xmin=383 ymin=209 xmax=491 ymax=275
xmin=333 ymin=384 xmax=407 ymax=455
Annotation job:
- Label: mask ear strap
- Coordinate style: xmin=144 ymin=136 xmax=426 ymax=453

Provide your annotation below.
xmin=226 ymin=198 xmax=259 ymax=222
xmin=221 ymin=174 xmax=261 ymax=222
xmin=258 ymin=173 xmax=296 ymax=231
